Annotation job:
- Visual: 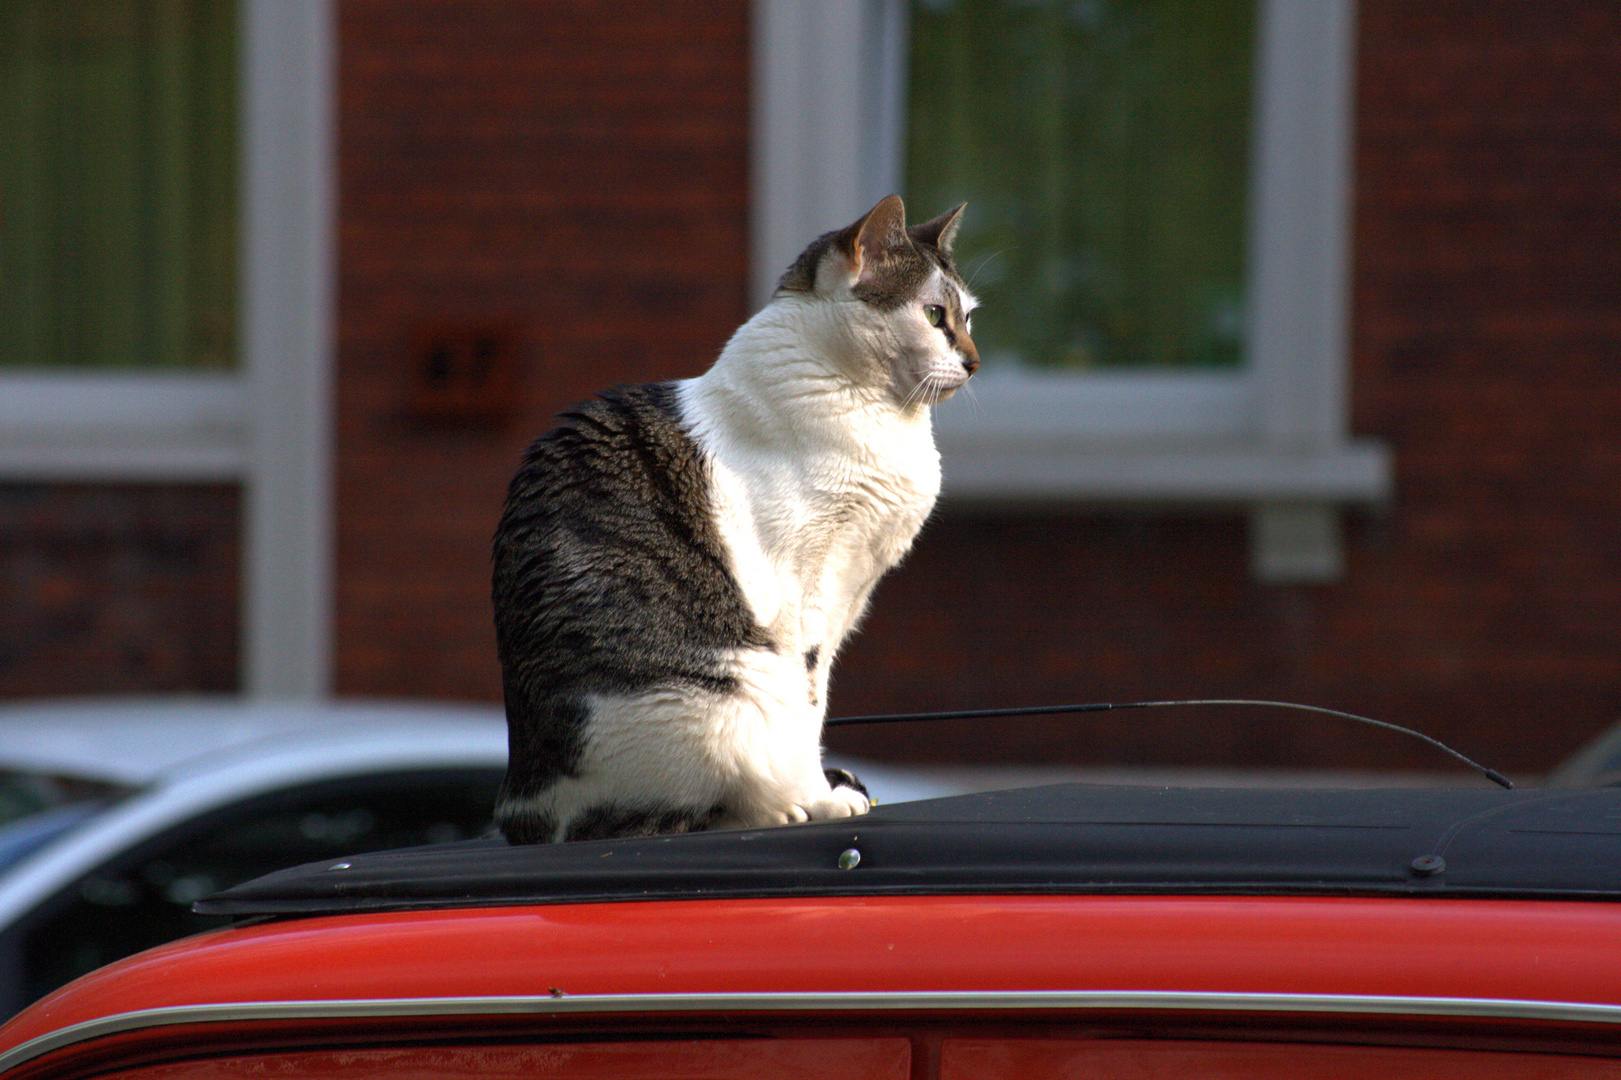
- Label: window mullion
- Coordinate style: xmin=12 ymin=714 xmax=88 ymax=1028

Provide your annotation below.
xmin=1246 ymin=0 xmax=1357 ymax=451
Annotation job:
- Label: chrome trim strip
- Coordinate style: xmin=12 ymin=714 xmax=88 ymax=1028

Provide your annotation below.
xmin=6 ymin=990 xmax=1621 ymax=1074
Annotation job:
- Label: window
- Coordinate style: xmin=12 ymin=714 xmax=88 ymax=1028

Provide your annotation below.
xmin=751 ymin=0 xmax=1390 ymax=581
xmin=0 ymin=1 xmax=333 ymax=693
xmin=0 ymin=0 xmax=237 ymax=372
xmin=906 ymin=0 xmax=1255 ymax=375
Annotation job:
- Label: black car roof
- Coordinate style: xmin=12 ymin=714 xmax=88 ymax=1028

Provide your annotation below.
xmin=198 ymin=783 xmax=1621 ymax=918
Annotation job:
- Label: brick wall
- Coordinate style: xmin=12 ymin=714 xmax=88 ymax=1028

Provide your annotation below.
xmin=332 ymin=0 xmax=750 ymax=700
xmin=0 ymin=484 xmax=239 ymax=696
xmin=332 ymin=0 xmax=1620 ymax=778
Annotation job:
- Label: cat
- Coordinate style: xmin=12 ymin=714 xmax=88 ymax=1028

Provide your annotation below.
xmin=491 ymin=195 xmax=978 ymax=844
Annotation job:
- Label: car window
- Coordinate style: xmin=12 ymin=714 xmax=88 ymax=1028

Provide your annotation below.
xmin=0 ymin=802 xmax=107 ymax=874
xmin=0 ymin=771 xmax=137 ymax=875
xmin=0 ymin=771 xmax=133 ymax=828
xmin=0 ymin=767 xmax=500 ymax=1017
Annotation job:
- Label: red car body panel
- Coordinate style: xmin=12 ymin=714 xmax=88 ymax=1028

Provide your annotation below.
xmin=5 ymin=894 xmax=1621 ymax=1077
xmin=14 ymin=894 xmax=1621 ymax=1012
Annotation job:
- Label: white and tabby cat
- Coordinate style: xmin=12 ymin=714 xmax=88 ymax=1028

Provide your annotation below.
xmin=492 ymin=195 xmax=978 ymax=843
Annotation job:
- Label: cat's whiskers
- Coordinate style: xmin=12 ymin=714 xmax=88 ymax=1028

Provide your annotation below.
xmin=940 ymin=375 xmax=985 ymax=422
xmin=899 ymin=374 xmax=931 ymax=413
xmin=902 ymin=369 xmax=952 ymax=413
xmin=965 ymin=248 xmax=1011 ymax=292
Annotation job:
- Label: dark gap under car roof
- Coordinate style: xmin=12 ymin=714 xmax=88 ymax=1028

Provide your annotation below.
xmin=197 ymin=783 xmax=1621 ymax=918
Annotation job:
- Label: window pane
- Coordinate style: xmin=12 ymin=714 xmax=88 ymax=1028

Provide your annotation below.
xmin=0 ymin=0 xmax=237 ymax=370
xmin=906 ymin=0 xmax=1255 ymax=371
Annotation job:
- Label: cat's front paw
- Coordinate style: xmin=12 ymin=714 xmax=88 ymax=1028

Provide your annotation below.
xmin=727 ymin=771 xmax=872 ymax=829
xmin=824 ymin=767 xmax=868 ymax=799
xmin=801 ymin=782 xmax=870 ymax=822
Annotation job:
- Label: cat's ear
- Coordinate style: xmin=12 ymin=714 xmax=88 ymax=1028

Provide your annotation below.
xmin=908 ymin=204 xmax=965 ymax=254
xmin=832 ymin=194 xmax=910 ymax=287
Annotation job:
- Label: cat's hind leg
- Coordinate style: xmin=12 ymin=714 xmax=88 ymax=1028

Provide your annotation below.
xmin=702 ymin=711 xmax=871 ymax=830
xmin=698 ymin=655 xmax=873 ymax=828
xmin=531 ymin=682 xmax=870 ymax=838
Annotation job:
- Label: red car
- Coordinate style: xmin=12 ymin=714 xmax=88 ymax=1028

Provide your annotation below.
xmin=1 ymin=781 xmax=1619 ymax=1078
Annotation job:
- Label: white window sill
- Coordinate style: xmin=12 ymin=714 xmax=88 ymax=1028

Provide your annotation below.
xmin=0 ymin=372 xmax=247 ymax=480
xmin=936 ymin=433 xmax=1389 ymax=583
xmin=938 ymin=434 xmax=1389 ymax=583
xmin=939 ymin=437 xmax=1390 ymax=507
xmin=929 ymin=366 xmax=1390 ymax=580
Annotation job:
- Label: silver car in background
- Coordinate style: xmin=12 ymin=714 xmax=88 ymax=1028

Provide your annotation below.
xmin=0 ymin=698 xmax=509 ymax=1016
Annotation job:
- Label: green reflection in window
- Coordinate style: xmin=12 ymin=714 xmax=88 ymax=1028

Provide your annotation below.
xmin=0 ymin=0 xmax=237 ymax=370
xmin=906 ymin=0 xmax=1255 ymax=371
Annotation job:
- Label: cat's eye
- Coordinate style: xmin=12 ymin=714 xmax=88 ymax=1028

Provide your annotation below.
xmin=923 ymin=304 xmax=945 ymax=328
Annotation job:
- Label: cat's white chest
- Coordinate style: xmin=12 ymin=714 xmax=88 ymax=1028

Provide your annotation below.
xmin=706 ymin=418 xmax=937 ymax=650
xmin=679 ymin=373 xmax=939 ymax=674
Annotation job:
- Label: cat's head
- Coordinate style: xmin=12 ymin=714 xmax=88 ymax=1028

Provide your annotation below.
xmin=776 ymin=195 xmax=978 ymax=409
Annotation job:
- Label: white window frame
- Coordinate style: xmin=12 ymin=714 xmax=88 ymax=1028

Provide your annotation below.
xmin=752 ymin=0 xmax=1390 ymax=581
xmin=0 ymin=0 xmax=333 ymax=696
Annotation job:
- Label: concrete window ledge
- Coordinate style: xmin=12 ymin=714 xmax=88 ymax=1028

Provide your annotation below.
xmin=938 ymin=435 xmax=1392 ymax=583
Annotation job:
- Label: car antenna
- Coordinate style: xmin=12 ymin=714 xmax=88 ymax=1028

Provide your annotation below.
xmin=827 ymin=698 xmax=1513 ymax=789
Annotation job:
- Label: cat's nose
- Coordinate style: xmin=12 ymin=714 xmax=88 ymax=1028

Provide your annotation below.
xmin=958 ymin=337 xmax=980 ymax=375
